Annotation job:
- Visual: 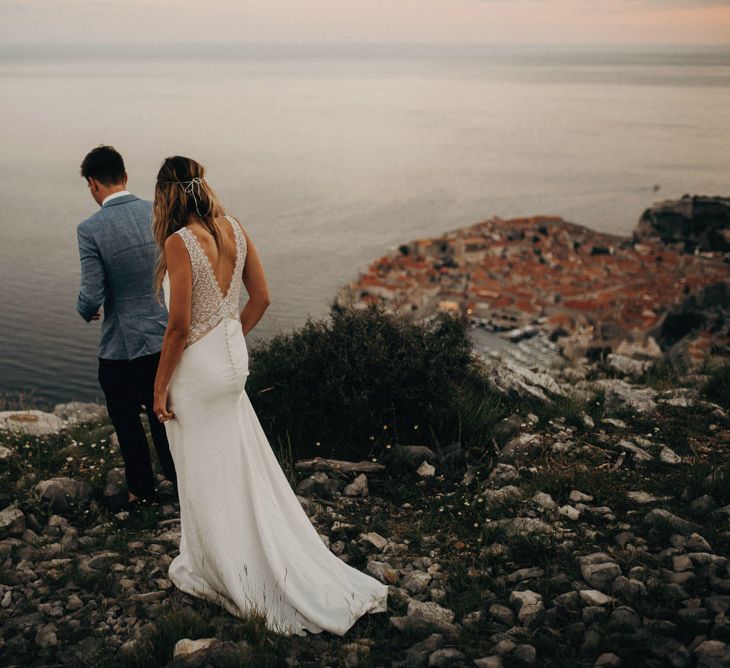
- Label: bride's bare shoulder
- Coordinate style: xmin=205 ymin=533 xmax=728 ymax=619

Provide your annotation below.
xmin=223 ymin=214 xmax=250 ymax=242
xmin=164 ymin=230 xmax=188 ymax=255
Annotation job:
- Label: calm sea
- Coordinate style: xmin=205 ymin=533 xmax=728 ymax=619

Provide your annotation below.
xmin=1 ymin=43 xmax=728 ymax=405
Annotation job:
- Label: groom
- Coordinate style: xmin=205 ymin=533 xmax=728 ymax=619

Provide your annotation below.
xmin=76 ymin=145 xmax=177 ymax=512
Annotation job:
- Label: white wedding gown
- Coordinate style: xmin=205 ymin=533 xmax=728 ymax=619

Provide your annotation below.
xmin=161 ymin=216 xmax=388 ymax=636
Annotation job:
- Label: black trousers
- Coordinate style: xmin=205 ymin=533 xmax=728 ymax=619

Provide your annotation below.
xmin=98 ymin=352 xmax=177 ymax=498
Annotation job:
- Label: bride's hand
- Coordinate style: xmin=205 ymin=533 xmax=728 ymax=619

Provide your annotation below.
xmin=153 ymin=389 xmax=175 ymax=423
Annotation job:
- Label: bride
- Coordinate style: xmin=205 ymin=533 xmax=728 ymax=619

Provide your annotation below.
xmin=150 ymin=156 xmax=388 ymax=636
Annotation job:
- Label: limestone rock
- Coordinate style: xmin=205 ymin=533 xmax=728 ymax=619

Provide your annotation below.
xmin=66 ymin=593 xmax=83 ymax=611
xmin=0 ymin=410 xmax=64 ymax=436
xmin=428 ymin=648 xmax=466 ymax=666
xmin=367 ymin=560 xmax=398 ymax=585
xmin=509 ymin=589 xmax=544 ymax=627
xmin=608 ymin=606 xmax=641 ymax=631
xmin=488 ymin=358 xmax=566 ymax=403
xmin=626 ymin=490 xmax=667 ymax=505
xmin=687 ymin=533 xmax=712 ymax=552
xmin=296 ymin=471 xmax=340 ymax=498
xmin=615 ymin=439 xmax=653 ymax=462
xmin=483 ymin=485 xmax=522 ymax=508
xmin=401 ymin=633 xmax=444 ymax=667
xmin=487 ymin=463 xmax=521 ymax=486
xmin=34 ymin=622 xmax=58 ymax=648
xmin=33 ymin=477 xmax=93 ymax=512
xmin=512 ymin=644 xmax=537 ymax=665
xmin=578 ymin=553 xmax=621 ymax=592
xmin=343 ymin=473 xmax=369 ymax=497
xmin=592 ymin=379 xmax=658 ymax=414
xmin=644 ymin=508 xmax=698 ymax=534
xmin=358 ymin=532 xmax=388 ymax=552
xmin=504 ymin=567 xmax=544 ymax=585
xmin=489 ymin=603 xmax=516 ymax=625
xmin=659 ymin=446 xmax=682 ymax=464
xmin=402 ymin=570 xmax=432 ymax=595
xmin=52 ymin=402 xmax=108 ymax=424
xmin=694 ymin=639 xmax=730 ymax=668
xmin=579 ymin=589 xmax=614 ymax=606
xmin=594 ymin=653 xmax=622 ymax=667
xmin=495 ymin=517 xmax=553 ymax=539
xmin=417 ymin=461 xmax=436 ymax=477
xmin=0 ymin=507 xmax=25 ymax=538
xmin=385 ymin=445 xmax=437 ymax=468
xmin=500 ymin=433 xmax=540 ymax=464
xmin=559 ymin=505 xmax=581 ymax=521
xmin=606 ymin=353 xmax=651 ymax=377
xmin=174 ymin=638 xmax=218 ymax=658
xmin=658 ymin=387 xmax=699 ymax=408
xmin=390 ymin=599 xmax=458 ymax=636
xmin=615 ymin=337 xmax=663 ymax=360
xmin=532 ymin=492 xmax=557 ymax=510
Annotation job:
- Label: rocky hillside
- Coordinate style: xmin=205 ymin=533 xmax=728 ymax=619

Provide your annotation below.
xmin=634 ymin=195 xmax=730 ymax=255
xmin=1 ymin=352 xmax=730 ymax=667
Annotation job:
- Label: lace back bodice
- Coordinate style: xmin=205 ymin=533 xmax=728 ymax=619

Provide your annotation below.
xmin=175 ymin=215 xmax=247 ymax=345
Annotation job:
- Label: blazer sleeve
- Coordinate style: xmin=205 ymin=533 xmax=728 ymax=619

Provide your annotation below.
xmin=76 ymin=224 xmax=106 ymax=322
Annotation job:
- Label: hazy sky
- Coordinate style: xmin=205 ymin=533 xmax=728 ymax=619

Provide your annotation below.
xmin=2 ymin=0 xmax=729 ymax=45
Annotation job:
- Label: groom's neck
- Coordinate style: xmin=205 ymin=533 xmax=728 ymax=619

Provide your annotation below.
xmin=104 ymin=184 xmax=127 ymax=197
xmin=96 ymin=183 xmax=128 ymax=207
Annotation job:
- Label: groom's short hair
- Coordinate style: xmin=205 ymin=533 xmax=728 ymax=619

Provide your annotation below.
xmin=81 ymin=145 xmax=126 ymax=186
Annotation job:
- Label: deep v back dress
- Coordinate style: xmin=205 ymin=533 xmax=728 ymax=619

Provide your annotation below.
xmin=161 ymin=216 xmax=388 ymax=636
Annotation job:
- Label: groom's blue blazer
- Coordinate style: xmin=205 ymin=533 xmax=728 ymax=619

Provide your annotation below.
xmin=76 ymin=193 xmax=168 ymax=360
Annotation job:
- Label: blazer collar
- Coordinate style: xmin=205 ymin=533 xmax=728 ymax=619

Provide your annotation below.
xmin=102 ymin=193 xmax=139 ymax=208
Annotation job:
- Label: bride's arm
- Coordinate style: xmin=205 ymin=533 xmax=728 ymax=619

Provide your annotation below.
xmin=236 ymin=224 xmax=271 ymax=337
xmin=153 ymin=234 xmax=193 ymax=421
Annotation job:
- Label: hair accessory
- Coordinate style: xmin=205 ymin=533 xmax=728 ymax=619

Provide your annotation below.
xmin=161 ymin=177 xmax=205 ymax=217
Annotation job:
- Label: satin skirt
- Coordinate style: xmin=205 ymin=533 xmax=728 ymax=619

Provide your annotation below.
xmin=164 ymin=317 xmax=388 ymax=636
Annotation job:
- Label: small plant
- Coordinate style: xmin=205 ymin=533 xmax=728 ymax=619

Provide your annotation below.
xmin=271 ymin=430 xmax=297 ymax=489
xmin=636 ymin=356 xmax=688 ymax=390
xmin=0 ymin=391 xmax=39 ymax=412
xmin=681 ymin=457 xmax=730 ymax=507
xmin=118 ymin=605 xmax=212 ymax=668
xmin=528 ymin=390 xmax=594 ymax=430
xmin=702 ymin=361 xmax=730 ymax=408
xmin=439 ymin=556 xmax=489 ymax=618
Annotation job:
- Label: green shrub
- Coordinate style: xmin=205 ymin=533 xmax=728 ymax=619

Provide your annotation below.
xmin=636 ymin=356 xmax=688 ymax=390
xmin=246 ymin=303 xmax=504 ymax=461
xmin=702 ymin=362 xmax=730 ymax=408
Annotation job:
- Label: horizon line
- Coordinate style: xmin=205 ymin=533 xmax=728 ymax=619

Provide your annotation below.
xmin=1 ymin=40 xmax=729 ymax=49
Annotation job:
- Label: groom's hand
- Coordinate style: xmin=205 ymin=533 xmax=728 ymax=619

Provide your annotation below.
xmin=90 ymin=311 xmax=101 ymax=321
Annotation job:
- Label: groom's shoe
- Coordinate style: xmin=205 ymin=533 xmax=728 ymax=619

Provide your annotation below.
xmin=100 ymin=490 xmax=134 ymax=512
xmin=102 ymin=490 xmax=159 ymax=513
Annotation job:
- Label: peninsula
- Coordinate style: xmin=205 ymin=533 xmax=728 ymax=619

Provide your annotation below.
xmin=335 ymin=196 xmax=730 ymax=363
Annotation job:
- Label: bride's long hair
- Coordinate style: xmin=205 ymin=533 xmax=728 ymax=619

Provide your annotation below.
xmin=152 ymin=156 xmax=226 ymax=297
